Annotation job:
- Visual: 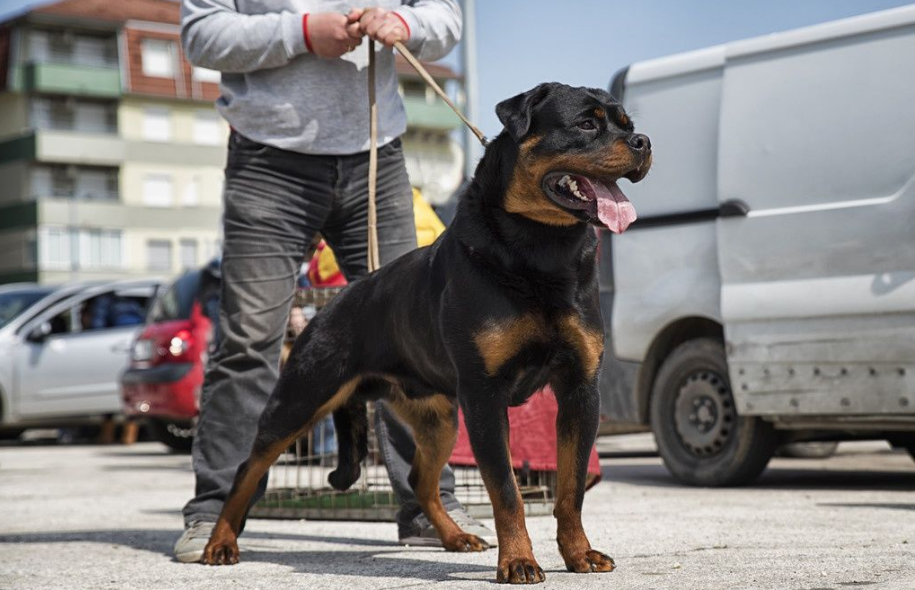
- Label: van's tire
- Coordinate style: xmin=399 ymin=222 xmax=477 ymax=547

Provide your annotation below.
xmin=650 ymin=339 xmax=779 ymax=486
xmin=148 ymin=418 xmax=195 ymax=453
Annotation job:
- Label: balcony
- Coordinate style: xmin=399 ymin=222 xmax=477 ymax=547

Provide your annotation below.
xmin=23 ymin=62 xmax=121 ymax=99
xmin=402 ymin=95 xmax=461 ymax=131
xmin=34 ymin=129 xmax=126 ymax=166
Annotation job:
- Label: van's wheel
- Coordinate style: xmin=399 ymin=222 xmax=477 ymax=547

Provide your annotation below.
xmin=650 ymin=339 xmax=779 ymax=486
xmin=148 ymin=418 xmax=195 ymax=453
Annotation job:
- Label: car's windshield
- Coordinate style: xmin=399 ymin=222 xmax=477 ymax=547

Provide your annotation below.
xmin=0 ymin=289 xmax=53 ymax=329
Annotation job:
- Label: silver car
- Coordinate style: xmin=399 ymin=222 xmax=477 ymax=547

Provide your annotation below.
xmin=0 ymin=279 xmax=162 ymax=435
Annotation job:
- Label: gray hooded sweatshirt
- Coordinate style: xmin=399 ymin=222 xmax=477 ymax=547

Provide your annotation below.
xmin=181 ymin=0 xmax=462 ymax=155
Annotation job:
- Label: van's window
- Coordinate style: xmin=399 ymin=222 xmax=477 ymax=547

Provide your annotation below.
xmin=148 ymin=272 xmax=200 ymax=323
xmin=0 ymin=289 xmax=52 ymax=329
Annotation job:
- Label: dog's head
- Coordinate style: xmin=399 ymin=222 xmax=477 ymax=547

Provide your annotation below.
xmin=495 ymin=83 xmax=651 ymax=233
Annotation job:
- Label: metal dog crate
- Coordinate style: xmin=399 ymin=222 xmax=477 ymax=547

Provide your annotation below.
xmin=249 ymin=287 xmax=557 ymax=522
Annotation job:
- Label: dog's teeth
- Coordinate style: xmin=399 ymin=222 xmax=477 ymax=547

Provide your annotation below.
xmin=568 ymin=180 xmax=578 ymax=191
xmin=573 ymin=189 xmax=587 ymax=200
xmin=559 ymin=175 xmax=571 ymax=187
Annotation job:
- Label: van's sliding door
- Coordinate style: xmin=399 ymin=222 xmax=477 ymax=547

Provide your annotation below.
xmin=716 ymin=21 xmax=915 ymax=419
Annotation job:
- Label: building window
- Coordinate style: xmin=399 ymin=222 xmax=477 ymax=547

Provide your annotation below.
xmin=27 ymin=29 xmax=116 ymax=67
xmin=141 ymin=38 xmax=174 ymax=78
xmin=38 ymin=227 xmax=122 ymax=269
xmin=193 ymin=110 xmax=221 ymax=145
xmin=31 ymin=97 xmax=117 ymax=134
xmin=78 ymin=229 xmax=122 ymax=268
xmin=39 ymin=227 xmax=73 ymax=269
xmin=193 ymin=66 xmax=221 ymax=84
xmin=31 ymin=165 xmax=117 ymax=201
xmin=147 ymin=240 xmax=173 ymax=272
xmin=142 ymin=107 xmax=171 ymax=142
xmin=180 ymin=239 xmax=198 ymax=269
xmin=143 ymin=174 xmax=173 ymax=207
xmin=183 ymin=177 xmax=200 ymax=207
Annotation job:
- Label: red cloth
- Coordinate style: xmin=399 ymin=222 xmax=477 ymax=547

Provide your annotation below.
xmin=450 ymin=386 xmax=602 ymax=486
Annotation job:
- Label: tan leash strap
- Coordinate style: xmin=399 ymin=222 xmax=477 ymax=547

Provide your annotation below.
xmin=393 ymin=41 xmax=487 ymax=147
xmin=367 ymin=38 xmax=381 ymax=273
xmin=366 ymin=37 xmax=487 ymax=273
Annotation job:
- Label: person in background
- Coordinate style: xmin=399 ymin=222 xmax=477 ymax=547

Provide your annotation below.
xmin=175 ymin=0 xmax=494 ymax=562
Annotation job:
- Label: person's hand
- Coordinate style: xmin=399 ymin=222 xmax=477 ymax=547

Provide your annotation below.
xmin=306 ymin=10 xmax=364 ymax=59
xmin=358 ymin=8 xmax=410 ymax=47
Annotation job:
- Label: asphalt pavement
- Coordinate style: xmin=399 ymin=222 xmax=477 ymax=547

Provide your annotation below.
xmin=1 ymin=436 xmax=913 ymax=590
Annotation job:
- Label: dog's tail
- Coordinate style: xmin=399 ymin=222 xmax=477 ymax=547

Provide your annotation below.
xmin=327 ymin=400 xmax=369 ymax=491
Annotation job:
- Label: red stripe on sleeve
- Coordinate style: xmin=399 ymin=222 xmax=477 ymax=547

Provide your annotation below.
xmin=303 ymin=14 xmax=314 ymax=53
xmin=392 ymin=12 xmax=411 ymax=40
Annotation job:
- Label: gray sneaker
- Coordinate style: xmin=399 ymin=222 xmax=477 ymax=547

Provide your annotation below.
xmin=398 ymin=509 xmax=497 ymax=547
xmin=174 ymin=520 xmax=215 ymax=563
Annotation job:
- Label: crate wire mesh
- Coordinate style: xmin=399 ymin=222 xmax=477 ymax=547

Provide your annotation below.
xmin=249 ymin=287 xmax=556 ymax=521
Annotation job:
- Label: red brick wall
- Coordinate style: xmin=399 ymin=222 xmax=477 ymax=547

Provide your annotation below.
xmin=124 ymin=26 xmax=220 ymax=103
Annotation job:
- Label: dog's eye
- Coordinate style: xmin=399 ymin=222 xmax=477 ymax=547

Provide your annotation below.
xmin=577 ymin=120 xmax=596 ymax=131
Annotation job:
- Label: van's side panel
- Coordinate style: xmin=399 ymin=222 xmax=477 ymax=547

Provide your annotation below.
xmin=717 ymin=24 xmax=915 ymax=416
xmin=611 ymin=65 xmax=724 ymax=362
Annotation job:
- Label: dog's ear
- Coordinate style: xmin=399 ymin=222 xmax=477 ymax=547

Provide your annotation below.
xmin=495 ymin=83 xmax=552 ymax=142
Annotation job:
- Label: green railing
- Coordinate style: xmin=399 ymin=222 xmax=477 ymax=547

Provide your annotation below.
xmin=23 ymin=62 xmax=121 ymax=99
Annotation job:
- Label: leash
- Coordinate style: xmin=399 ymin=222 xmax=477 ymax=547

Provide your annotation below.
xmin=366 ymin=39 xmax=487 ymax=272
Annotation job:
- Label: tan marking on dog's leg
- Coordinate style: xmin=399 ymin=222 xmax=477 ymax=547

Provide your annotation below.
xmin=389 ymin=394 xmax=489 ymax=552
xmin=474 ymin=314 xmax=544 ymax=376
xmin=203 ymin=377 xmax=362 ymax=565
xmin=560 ymin=315 xmax=604 ymax=379
xmin=554 ymin=425 xmax=614 ymax=574
xmin=483 ymin=449 xmax=543 ymax=583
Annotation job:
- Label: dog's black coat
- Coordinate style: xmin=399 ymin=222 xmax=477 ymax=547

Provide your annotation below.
xmin=204 ymin=83 xmax=651 ymax=584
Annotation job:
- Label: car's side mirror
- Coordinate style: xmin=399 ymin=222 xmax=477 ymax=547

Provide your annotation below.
xmin=27 ymin=321 xmax=53 ymax=342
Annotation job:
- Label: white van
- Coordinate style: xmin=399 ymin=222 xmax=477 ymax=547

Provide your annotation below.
xmin=598 ymin=5 xmax=915 ymax=486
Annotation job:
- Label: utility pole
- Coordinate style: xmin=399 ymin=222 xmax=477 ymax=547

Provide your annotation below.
xmin=461 ymin=0 xmax=479 ymax=180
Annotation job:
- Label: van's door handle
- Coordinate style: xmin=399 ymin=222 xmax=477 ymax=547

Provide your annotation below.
xmin=720 ymin=199 xmax=750 ymax=217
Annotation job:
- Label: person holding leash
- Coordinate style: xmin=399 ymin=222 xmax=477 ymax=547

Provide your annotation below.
xmin=175 ymin=0 xmax=494 ymax=562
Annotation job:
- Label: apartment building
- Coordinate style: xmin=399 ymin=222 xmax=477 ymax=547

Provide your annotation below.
xmin=0 ymin=0 xmax=464 ymax=285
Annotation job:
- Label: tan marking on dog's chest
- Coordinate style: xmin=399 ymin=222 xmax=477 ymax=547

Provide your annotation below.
xmin=560 ymin=315 xmax=604 ymax=379
xmin=474 ymin=315 xmax=547 ymax=376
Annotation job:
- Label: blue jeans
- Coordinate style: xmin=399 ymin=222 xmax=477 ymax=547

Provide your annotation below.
xmin=183 ymin=132 xmax=461 ymax=531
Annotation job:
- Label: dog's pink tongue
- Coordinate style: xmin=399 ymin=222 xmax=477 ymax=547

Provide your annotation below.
xmin=595 ymin=181 xmax=637 ymax=234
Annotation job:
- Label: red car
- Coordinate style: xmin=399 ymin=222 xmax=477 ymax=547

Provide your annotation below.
xmin=121 ymin=262 xmax=220 ymax=451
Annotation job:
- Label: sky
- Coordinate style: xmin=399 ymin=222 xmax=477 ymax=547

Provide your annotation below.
xmin=2 ymin=0 xmax=912 ymax=139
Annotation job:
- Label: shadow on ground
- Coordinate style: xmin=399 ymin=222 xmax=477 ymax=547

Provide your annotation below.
xmin=0 ymin=529 xmax=499 ymax=582
xmin=601 ymin=454 xmax=915 ymax=492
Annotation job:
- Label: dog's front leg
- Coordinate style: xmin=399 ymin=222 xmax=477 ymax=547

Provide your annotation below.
xmin=553 ymin=378 xmax=615 ymax=574
xmin=461 ymin=393 xmax=545 ymax=584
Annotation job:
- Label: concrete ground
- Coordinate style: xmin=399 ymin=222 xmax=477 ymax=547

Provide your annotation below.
xmin=1 ymin=436 xmax=913 ymax=590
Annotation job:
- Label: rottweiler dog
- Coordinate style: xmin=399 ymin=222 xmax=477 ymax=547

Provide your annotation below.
xmin=202 ymin=82 xmax=651 ymax=584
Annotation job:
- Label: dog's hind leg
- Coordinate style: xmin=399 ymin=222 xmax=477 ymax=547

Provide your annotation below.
xmin=328 ymin=400 xmax=368 ymax=491
xmin=388 ymin=393 xmax=490 ymax=553
xmin=552 ymin=378 xmax=615 ymax=574
xmin=201 ymin=371 xmax=361 ymax=565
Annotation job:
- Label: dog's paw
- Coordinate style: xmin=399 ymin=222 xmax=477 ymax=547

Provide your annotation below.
xmin=327 ymin=464 xmax=361 ymax=491
xmin=496 ymin=557 xmax=545 ymax=584
xmin=442 ymin=532 xmax=490 ymax=552
xmin=202 ymin=539 xmax=240 ymax=566
xmin=563 ymin=549 xmax=615 ymax=573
